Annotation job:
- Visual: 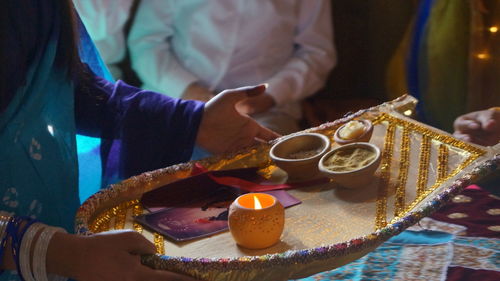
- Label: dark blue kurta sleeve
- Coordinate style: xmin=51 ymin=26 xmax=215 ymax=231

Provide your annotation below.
xmin=75 ymin=72 xmax=204 ymax=181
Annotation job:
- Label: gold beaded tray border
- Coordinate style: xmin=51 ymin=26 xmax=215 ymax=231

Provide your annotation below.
xmin=84 ymin=113 xmax=485 ymax=255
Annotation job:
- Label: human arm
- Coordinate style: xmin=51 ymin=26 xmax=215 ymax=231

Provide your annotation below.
xmin=128 ymin=0 xmax=199 ymax=98
xmin=49 ymin=230 xmax=198 ymax=281
xmin=0 ymin=222 xmax=197 ymax=280
xmin=75 ymin=71 xmax=278 ymax=177
xmin=75 ymin=71 xmax=204 ymax=178
xmin=72 ymin=0 xmax=133 ymax=41
xmin=453 ymin=107 xmax=500 ymax=146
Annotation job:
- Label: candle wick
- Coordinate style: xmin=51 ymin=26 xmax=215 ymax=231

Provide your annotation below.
xmin=254 ymin=195 xmax=263 ymax=209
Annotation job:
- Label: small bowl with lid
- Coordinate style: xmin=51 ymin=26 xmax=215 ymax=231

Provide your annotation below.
xmin=334 ymin=119 xmax=373 ymax=145
xmin=269 ymin=133 xmax=330 ymax=181
xmin=318 ymin=142 xmax=381 ymax=189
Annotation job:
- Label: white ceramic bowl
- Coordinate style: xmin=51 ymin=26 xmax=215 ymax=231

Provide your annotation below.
xmin=333 ymin=119 xmax=374 ymax=145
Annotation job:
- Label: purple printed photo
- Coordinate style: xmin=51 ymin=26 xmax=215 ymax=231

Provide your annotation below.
xmin=135 ymin=188 xmax=300 ymax=241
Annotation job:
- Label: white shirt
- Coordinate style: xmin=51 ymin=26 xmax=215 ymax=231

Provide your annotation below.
xmin=73 ymin=0 xmax=134 ymax=78
xmin=129 ymin=0 xmax=336 ymax=119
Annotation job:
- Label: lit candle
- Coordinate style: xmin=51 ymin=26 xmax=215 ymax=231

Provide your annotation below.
xmin=228 ymin=193 xmax=284 ymax=249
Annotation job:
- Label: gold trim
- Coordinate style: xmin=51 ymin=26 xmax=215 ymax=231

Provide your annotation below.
xmin=113 ymin=206 xmax=127 ymax=230
xmin=416 ymin=135 xmax=431 ymax=197
xmin=394 ymin=125 xmax=410 ymax=217
xmin=89 ymin=200 xmax=139 ymax=233
xmin=375 ymin=122 xmax=395 ymax=229
xmin=373 ymin=113 xmax=486 ymax=226
xmin=393 ymin=153 xmax=482 ymax=224
xmin=373 ymin=114 xmax=485 ymax=156
xmin=154 ymin=233 xmax=165 ymax=255
xmin=437 ymin=144 xmax=449 ymax=182
xmin=132 ymin=204 xmax=144 ymax=233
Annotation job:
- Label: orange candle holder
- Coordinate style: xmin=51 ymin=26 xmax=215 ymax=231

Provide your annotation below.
xmin=228 ymin=193 xmax=285 ymax=249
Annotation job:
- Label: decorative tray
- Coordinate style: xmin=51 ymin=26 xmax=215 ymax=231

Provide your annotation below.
xmin=75 ymin=95 xmax=500 ymax=281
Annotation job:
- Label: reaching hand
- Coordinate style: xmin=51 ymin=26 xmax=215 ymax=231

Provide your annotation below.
xmin=196 ymin=85 xmax=280 ymax=154
xmin=70 ymin=230 xmax=199 ymax=281
xmin=453 ymin=107 xmax=500 ymax=146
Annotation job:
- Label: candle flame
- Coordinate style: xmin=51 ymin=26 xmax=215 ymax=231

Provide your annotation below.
xmin=253 ymin=195 xmax=263 ymax=209
xmin=490 ymin=26 xmax=498 ymax=33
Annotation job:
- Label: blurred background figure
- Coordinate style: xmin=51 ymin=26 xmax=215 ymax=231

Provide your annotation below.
xmin=73 ymin=0 xmax=134 ymax=79
xmin=128 ymin=0 xmax=336 ymax=135
xmin=386 ymin=0 xmax=500 ymax=132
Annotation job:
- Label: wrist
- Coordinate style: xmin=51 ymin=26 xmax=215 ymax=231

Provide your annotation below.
xmin=182 ymin=82 xmax=214 ymax=102
xmin=46 ymin=232 xmax=85 ymax=279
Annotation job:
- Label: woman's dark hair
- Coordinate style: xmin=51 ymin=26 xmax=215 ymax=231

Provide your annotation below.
xmin=0 ymin=0 xmax=83 ymax=112
xmin=56 ymin=0 xmax=82 ymax=78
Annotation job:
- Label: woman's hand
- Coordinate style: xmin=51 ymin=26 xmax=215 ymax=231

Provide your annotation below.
xmin=453 ymin=107 xmax=500 ymax=146
xmin=235 ymin=92 xmax=276 ymax=115
xmin=49 ymin=230 xmax=198 ymax=281
xmin=196 ymin=85 xmax=280 ymax=154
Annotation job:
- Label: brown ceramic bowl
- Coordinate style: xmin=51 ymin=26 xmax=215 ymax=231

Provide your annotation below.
xmin=318 ymin=142 xmax=381 ymax=189
xmin=333 ymin=119 xmax=373 ymax=145
xmin=269 ymin=133 xmax=330 ymax=181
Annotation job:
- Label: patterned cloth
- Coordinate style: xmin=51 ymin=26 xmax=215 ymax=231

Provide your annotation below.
xmin=295 ymin=186 xmax=500 ymax=281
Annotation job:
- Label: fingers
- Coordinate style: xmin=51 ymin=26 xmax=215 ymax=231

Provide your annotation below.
xmin=225 ymin=123 xmax=279 ymax=152
xmin=454 ymin=116 xmax=480 ymax=133
xmin=453 ymin=131 xmax=499 ymax=146
xmin=228 ymin=84 xmax=267 ymax=97
xmin=453 ymin=109 xmax=500 ymax=145
xmin=453 ymin=132 xmax=472 ymax=143
xmin=244 ymin=83 xmax=268 ymax=97
xmin=255 ymin=125 xmax=280 ymax=142
xmin=480 ymin=108 xmax=500 ymax=132
xmin=216 ymin=84 xmax=267 ymax=105
xmin=109 ymin=230 xmax=157 ymax=255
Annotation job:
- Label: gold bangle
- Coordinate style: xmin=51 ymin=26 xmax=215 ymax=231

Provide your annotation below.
xmin=489 ymin=107 xmax=500 ymax=112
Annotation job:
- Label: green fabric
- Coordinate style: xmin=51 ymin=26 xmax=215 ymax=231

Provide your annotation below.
xmin=423 ymin=0 xmax=470 ymax=131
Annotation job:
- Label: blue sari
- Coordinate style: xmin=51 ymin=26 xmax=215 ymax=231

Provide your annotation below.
xmin=0 ymin=2 xmax=111 ymax=233
xmin=0 ymin=6 xmax=79 ymax=233
xmin=0 ymin=2 xmax=79 ymax=279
